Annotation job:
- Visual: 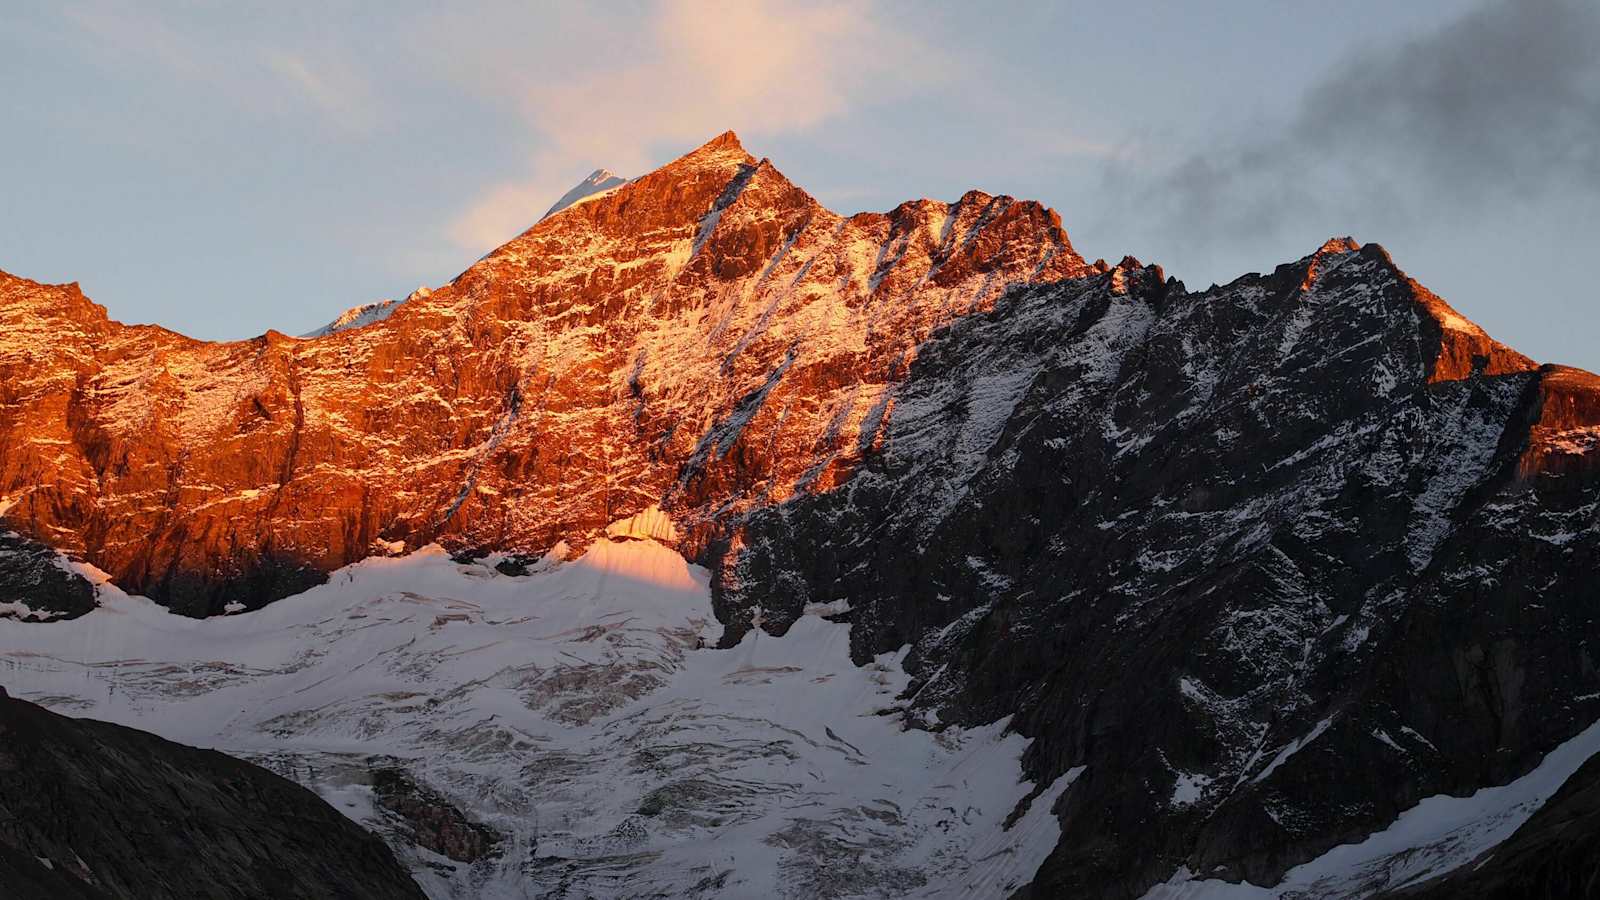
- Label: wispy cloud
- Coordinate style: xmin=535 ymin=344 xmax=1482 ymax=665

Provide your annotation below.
xmin=262 ymin=50 xmax=378 ymax=135
xmin=443 ymin=0 xmax=937 ymax=252
xmin=1101 ymin=0 xmax=1600 ymax=258
xmin=62 ymin=2 xmax=211 ymax=79
xmin=61 ymin=2 xmax=380 ymax=136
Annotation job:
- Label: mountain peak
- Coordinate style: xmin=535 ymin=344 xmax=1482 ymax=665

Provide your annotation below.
xmin=541 ymin=168 xmax=630 ymax=221
xmin=700 ymin=130 xmax=744 ymax=152
xmin=658 ymin=130 xmax=756 ymax=175
xmin=300 ymin=298 xmax=403 ymax=338
xmin=1316 ymin=235 xmax=1362 ymax=256
xmin=1282 ymin=237 xmax=1537 ymax=383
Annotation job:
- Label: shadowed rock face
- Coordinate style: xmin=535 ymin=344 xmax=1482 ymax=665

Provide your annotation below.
xmin=3 ymin=132 xmax=1600 ymax=896
xmin=0 ymin=841 xmax=107 ymax=900
xmin=723 ymin=242 xmax=1600 ymax=895
xmin=0 ymin=531 xmax=94 ymax=620
xmin=0 ymin=687 xmax=426 ymax=900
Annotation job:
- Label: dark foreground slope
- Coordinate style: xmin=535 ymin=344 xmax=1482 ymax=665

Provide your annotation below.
xmin=0 ymin=686 xmax=425 ymax=900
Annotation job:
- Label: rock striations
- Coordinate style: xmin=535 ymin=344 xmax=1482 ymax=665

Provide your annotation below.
xmin=3 ymin=132 xmax=1600 ymax=897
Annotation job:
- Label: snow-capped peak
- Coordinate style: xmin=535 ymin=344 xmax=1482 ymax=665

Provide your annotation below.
xmin=301 ymin=298 xmax=402 ymax=338
xmin=542 ymin=168 xmax=629 ymax=220
xmin=300 ymin=285 xmax=431 ymax=338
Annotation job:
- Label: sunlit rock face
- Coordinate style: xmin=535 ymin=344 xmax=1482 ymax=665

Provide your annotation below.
xmin=0 ymin=131 xmax=1087 ymax=616
xmin=4 ymin=131 xmax=1600 ymax=898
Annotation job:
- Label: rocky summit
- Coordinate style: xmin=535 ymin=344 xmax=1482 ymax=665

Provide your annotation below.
xmin=2 ymin=132 xmax=1599 ymax=898
xmin=0 ymin=131 xmax=1087 ymax=617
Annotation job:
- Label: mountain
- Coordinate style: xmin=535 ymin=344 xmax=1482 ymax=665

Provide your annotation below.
xmin=0 ymin=130 xmax=1086 ymax=617
xmin=542 ymin=168 xmax=630 ymax=220
xmin=2 ymin=131 xmax=1599 ymax=898
xmin=0 ymin=686 xmax=426 ymax=899
xmin=729 ymin=238 xmax=1600 ymax=896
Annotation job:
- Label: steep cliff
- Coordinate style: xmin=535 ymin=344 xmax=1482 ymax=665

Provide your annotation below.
xmin=0 ymin=132 xmax=1087 ymax=616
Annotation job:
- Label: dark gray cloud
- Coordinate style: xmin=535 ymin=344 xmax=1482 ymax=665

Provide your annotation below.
xmin=1112 ymin=0 xmax=1600 ymax=255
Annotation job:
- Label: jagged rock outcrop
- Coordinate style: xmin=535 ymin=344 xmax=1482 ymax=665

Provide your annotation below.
xmin=371 ymin=766 xmax=503 ymax=864
xmin=725 ymin=239 xmax=1600 ymax=896
xmin=0 ymin=686 xmax=426 ymax=900
xmin=0 ymin=531 xmax=94 ymax=620
xmin=2 ymin=132 xmax=1599 ymax=897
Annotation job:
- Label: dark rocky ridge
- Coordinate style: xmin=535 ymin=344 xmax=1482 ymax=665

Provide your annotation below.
xmin=723 ymin=241 xmax=1600 ymax=896
xmin=0 ymin=530 xmax=95 ymax=619
xmin=0 ymin=686 xmax=426 ymax=900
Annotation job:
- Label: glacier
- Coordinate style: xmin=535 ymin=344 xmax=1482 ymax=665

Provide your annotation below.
xmin=0 ymin=527 xmax=1071 ymax=899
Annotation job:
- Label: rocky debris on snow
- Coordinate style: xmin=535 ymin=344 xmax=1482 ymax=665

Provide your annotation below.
xmin=0 ymin=532 xmax=95 ymax=621
xmin=371 ymin=765 xmax=504 ymax=863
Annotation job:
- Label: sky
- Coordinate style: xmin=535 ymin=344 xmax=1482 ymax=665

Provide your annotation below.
xmin=2 ymin=0 xmax=1595 ymax=369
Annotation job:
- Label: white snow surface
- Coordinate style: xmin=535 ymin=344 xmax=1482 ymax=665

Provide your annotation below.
xmin=0 ymin=600 xmax=64 ymax=621
xmin=301 ymin=298 xmax=403 ymax=338
xmin=0 ymin=537 xmax=1066 ymax=899
xmin=542 ymin=169 xmax=629 ymax=221
xmin=1142 ymin=717 xmax=1600 ymax=899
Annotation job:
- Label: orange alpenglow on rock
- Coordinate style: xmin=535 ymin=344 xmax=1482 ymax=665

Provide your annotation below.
xmin=0 ymin=131 xmax=1595 ymax=617
xmin=0 ymin=132 xmax=1089 ymax=614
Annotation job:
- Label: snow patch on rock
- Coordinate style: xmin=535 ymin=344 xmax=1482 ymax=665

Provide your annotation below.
xmin=302 ymin=298 xmax=403 ymax=338
xmin=542 ymin=169 xmax=629 ymax=221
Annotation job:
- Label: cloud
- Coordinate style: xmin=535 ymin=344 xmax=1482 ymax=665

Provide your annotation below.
xmin=262 ymin=50 xmax=378 ymax=135
xmin=61 ymin=3 xmax=380 ymax=136
xmin=61 ymin=2 xmax=213 ymax=80
xmin=1102 ymin=0 xmax=1600 ymax=258
xmin=444 ymin=0 xmax=936 ymax=253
